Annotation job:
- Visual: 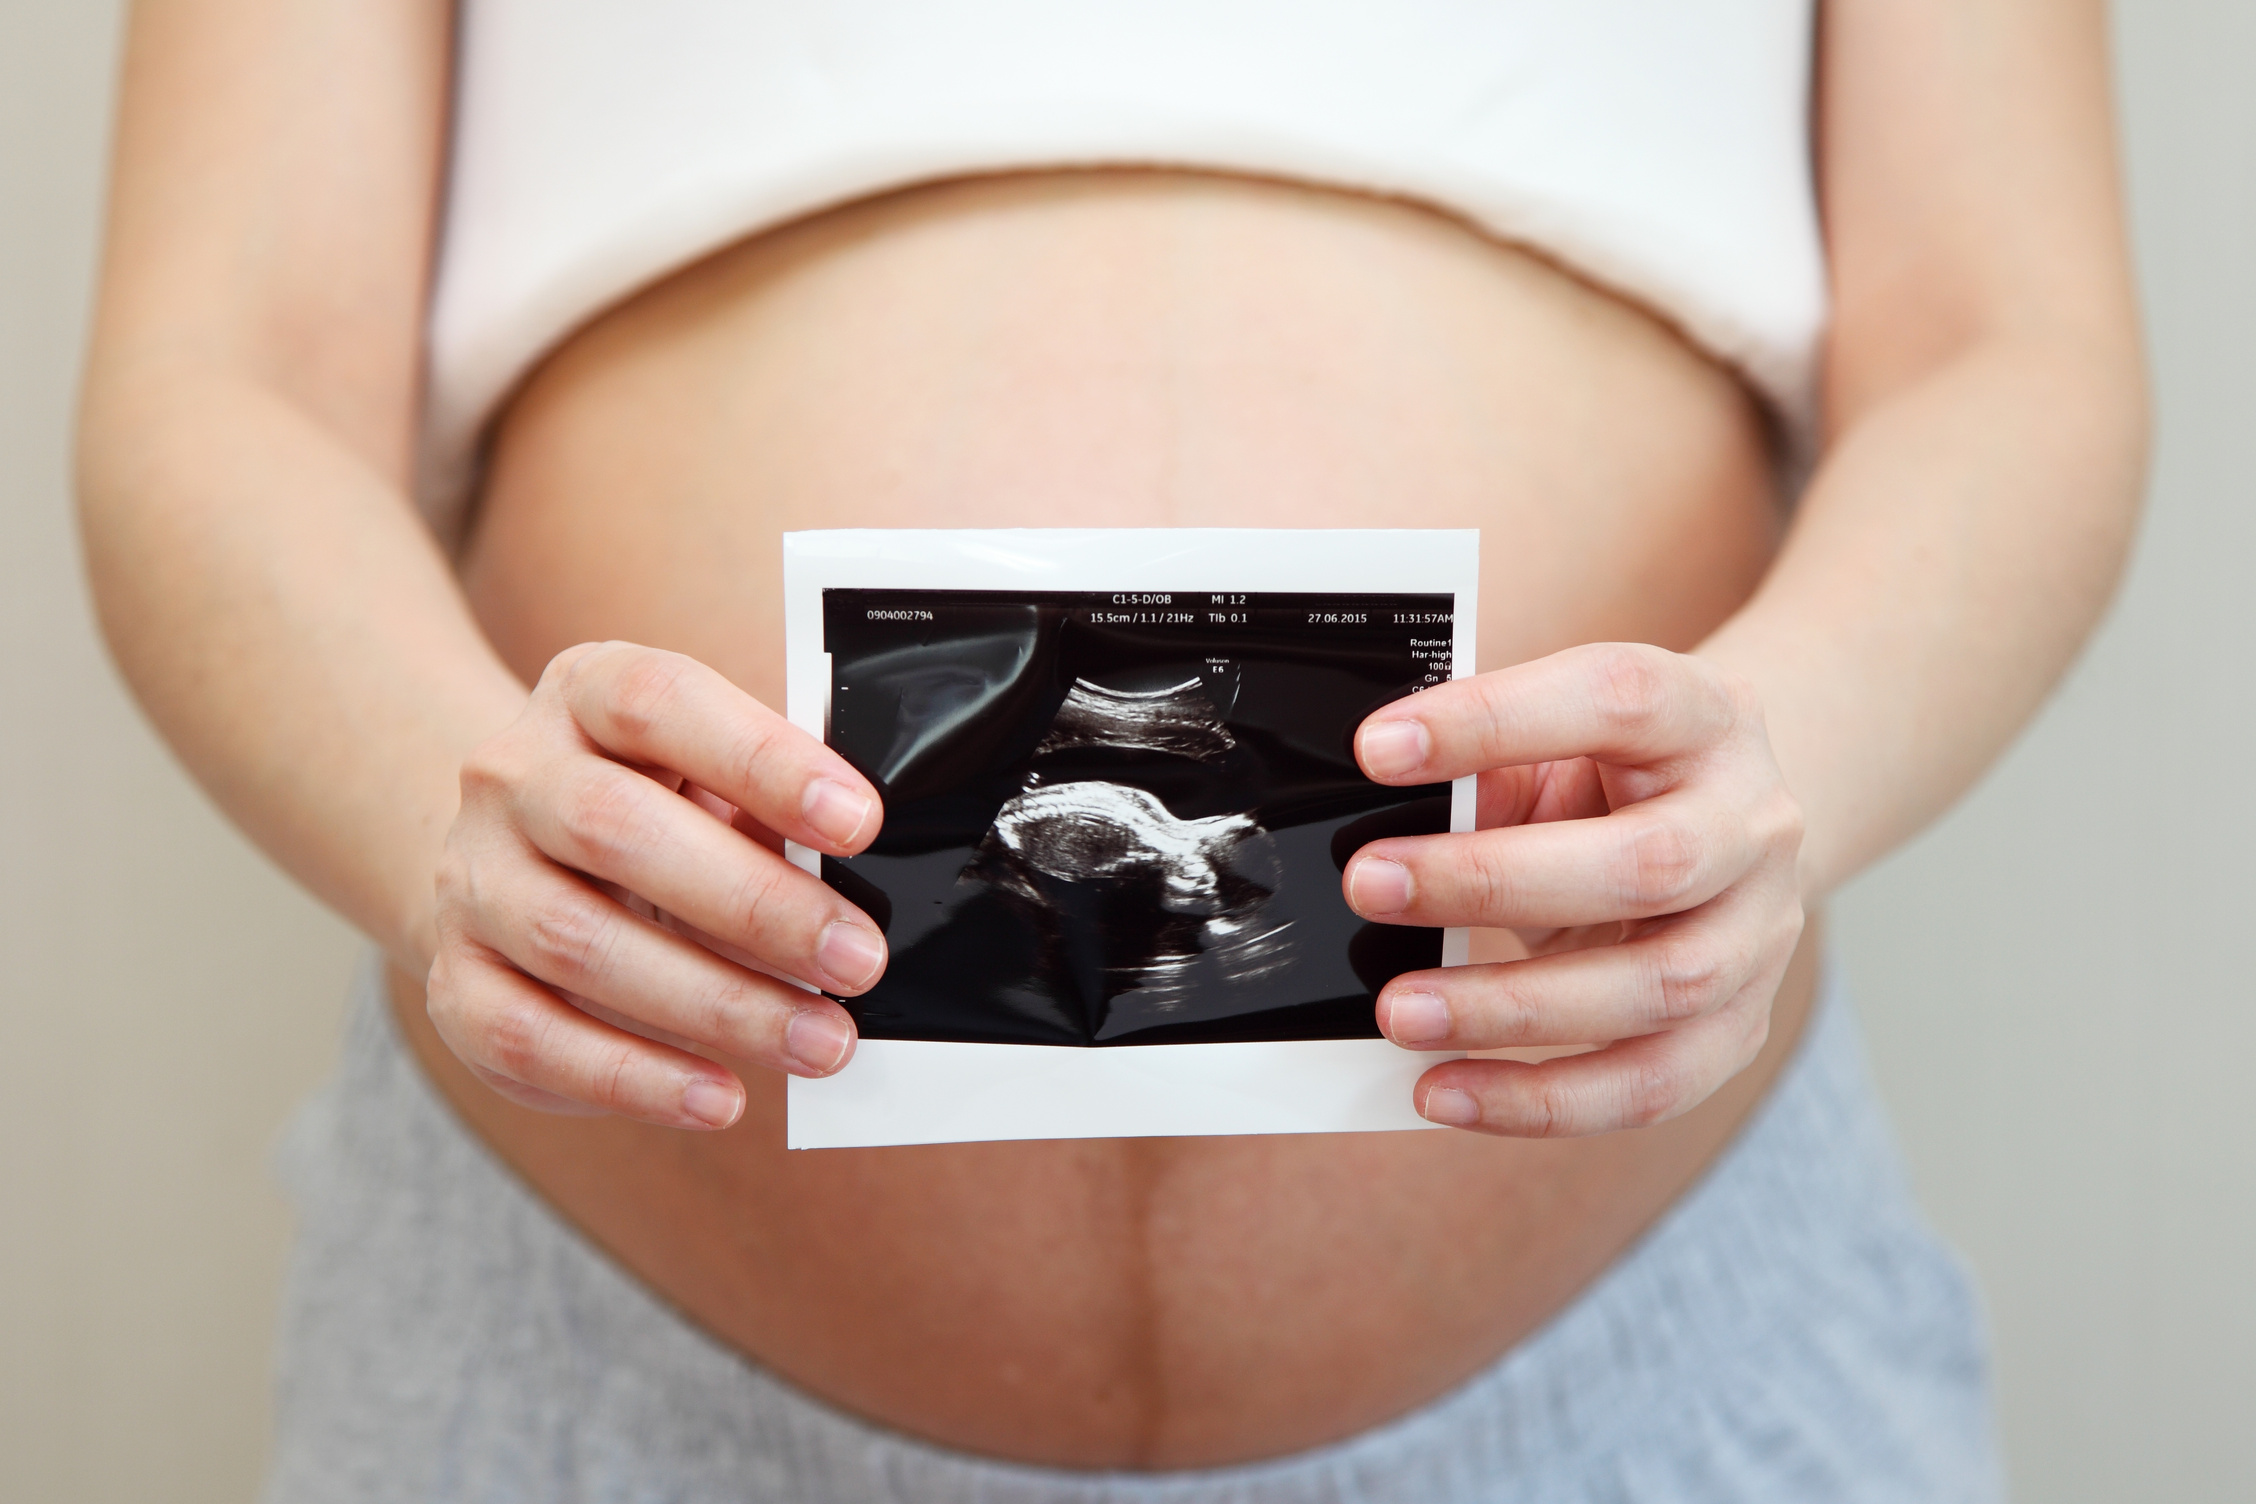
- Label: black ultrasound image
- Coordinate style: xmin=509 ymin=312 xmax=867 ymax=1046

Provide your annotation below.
xmin=820 ymin=590 xmax=1457 ymax=1046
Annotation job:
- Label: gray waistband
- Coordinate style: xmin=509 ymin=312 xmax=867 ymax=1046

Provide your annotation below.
xmin=265 ymin=957 xmax=2000 ymax=1503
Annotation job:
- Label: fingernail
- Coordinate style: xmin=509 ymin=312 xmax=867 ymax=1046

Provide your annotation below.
xmin=802 ymin=778 xmax=874 ymax=850
xmin=1349 ymin=857 xmax=1413 ymax=916
xmin=786 ymin=1008 xmax=856 ymax=1076
xmin=681 ymin=1077 xmax=744 ymax=1129
xmin=1383 ymin=990 xmax=1452 ymax=1044
xmin=1359 ymin=719 xmax=1430 ymax=780
xmin=816 ymin=921 xmax=886 ymax=991
xmin=1422 ymin=1086 xmax=1481 ymax=1127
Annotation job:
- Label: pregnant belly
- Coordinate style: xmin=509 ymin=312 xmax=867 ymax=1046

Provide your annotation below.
xmin=397 ymin=170 xmax=1819 ymax=1469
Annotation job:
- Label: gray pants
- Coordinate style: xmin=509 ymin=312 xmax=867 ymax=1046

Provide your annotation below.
xmin=263 ymin=956 xmax=2003 ymax=1502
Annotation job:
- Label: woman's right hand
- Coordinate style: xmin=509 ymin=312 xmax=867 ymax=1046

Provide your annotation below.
xmin=425 ymin=642 xmax=888 ymax=1130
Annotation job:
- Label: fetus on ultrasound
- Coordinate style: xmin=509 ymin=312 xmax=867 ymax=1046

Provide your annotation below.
xmin=966 ymin=679 xmax=1296 ymax=1035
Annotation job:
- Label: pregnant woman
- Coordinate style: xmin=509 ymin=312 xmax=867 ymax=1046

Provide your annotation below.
xmin=78 ymin=3 xmax=2144 ymax=1499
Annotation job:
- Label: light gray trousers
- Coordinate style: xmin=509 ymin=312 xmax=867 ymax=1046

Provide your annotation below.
xmin=263 ymin=956 xmax=2003 ymax=1503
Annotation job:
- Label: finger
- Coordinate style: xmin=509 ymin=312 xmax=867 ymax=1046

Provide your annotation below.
xmin=1476 ymin=758 xmax=1611 ymax=830
xmin=1344 ymin=789 xmax=1748 ymax=928
xmin=466 ymin=847 xmax=861 ymax=1078
xmin=425 ymin=945 xmax=751 ymax=1130
xmin=1357 ymin=643 xmax=1744 ymax=784
xmin=555 ymin=642 xmax=881 ymax=857
xmin=1374 ymin=887 xmax=1799 ymax=1049
xmin=518 ymin=757 xmax=887 ymax=995
xmin=1410 ymin=991 xmax=1773 ymax=1137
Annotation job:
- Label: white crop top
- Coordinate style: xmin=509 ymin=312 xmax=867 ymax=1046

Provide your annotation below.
xmin=424 ymin=0 xmax=1826 ymax=532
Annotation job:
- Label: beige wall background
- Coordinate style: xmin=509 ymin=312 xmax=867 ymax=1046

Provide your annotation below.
xmin=3 ymin=2 xmax=2249 ymax=1500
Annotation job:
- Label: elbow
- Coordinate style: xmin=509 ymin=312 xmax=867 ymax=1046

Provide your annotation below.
xmin=72 ymin=377 xmax=125 ymax=648
xmin=71 ymin=367 xmax=142 ymax=665
xmin=2075 ymin=324 xmax=2154 ymax=616
xmin=70 ymin=353 xmax=196 ymax=680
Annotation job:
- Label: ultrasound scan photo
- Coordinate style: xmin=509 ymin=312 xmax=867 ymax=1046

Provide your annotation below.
xmin=819 ymin=589 xmax=1458 ymax=1048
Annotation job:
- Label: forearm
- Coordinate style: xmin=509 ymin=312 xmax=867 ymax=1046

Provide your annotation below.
xmin=1700 ymin=332 xmax=2147 ymax=900
xmin=80 ymin=364 xmax=527 ymax=973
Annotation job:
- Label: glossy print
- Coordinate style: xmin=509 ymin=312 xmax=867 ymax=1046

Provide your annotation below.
xmin=820 ymin=589 xmax=1453 ymax=1046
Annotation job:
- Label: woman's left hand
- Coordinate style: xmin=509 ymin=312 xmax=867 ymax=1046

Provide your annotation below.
xmin=1345 ymin=642 xmax=1805 ymax=1137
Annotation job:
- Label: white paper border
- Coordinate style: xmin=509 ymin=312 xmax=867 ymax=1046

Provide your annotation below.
xmin=784 ymin=529 xmax=1478 ymax=1149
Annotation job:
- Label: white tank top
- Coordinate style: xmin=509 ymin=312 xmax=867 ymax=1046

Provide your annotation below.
xmin=424 ymin=0 xmax=1826 ymax=531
